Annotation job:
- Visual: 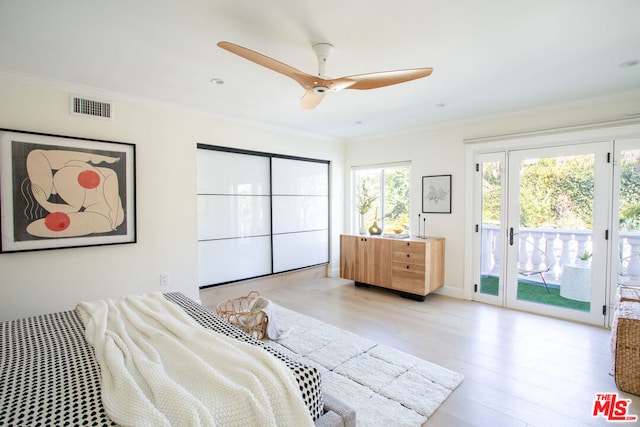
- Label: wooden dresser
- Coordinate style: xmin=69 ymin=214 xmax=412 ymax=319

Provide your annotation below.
xmin=340 ymin=234 xmax=445 ymax=301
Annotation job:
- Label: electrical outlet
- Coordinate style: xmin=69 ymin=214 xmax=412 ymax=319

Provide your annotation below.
xmin=160 ymin=273 xmax=169 ymax=287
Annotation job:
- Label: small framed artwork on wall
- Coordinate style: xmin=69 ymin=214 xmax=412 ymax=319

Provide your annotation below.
xmin=422 ymin=174 xmax=451 ymax=214
xmin=0 ymin=128 xmax=136 ymax=253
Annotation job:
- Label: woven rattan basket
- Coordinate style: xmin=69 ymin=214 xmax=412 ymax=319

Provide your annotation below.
xmin=615 ymin=314 xmax=640 ymax=395
xmin=215 ymin=291 xmax=268 ymax=340
xmin=614 ymin=285 xmax=640 ymax=396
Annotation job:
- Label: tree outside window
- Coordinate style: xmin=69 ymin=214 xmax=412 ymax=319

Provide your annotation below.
xmin=353 ymin=164 xmax=410 ymax=234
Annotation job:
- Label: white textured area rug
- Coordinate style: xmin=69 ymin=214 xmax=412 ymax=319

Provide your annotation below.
xmin=264 ymin=306 xmax=464 ymax=427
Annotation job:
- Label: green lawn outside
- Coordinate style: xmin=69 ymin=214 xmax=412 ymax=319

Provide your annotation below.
xmin=480 ymin=275 xmax=590 ymax=312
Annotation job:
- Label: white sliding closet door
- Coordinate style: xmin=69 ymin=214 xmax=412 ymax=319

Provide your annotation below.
xmin=197 ymin=149 xmax=271 ymax=286
xmin=197 ymin=147 xmax=330 ymax=287
xmin=271 ymin=158 xmax=329 ymax=272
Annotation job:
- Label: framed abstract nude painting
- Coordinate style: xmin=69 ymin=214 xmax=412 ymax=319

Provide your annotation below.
xmin=0 ymin=129 xmax=136 ymax=253
xmin=422 ymin=174 xmax=451 ymax=214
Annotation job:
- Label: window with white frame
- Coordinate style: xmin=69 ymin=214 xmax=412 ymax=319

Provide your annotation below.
xmin=352 ymin=163 xmax=411 ymax=235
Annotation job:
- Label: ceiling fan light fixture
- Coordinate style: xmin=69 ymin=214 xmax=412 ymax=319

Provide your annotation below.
xmin=312 ymin=86 xmax=329 ymax=93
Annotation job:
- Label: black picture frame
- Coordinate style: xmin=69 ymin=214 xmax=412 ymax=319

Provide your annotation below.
xmin=422 ymin=174 xmax=452 ymax=214
xmin=0 ymin=128 xmax=136 ymax=253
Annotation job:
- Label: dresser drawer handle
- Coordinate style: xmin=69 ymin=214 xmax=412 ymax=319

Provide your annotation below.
xmin=406 ymin=265 xmax=410 ymax=269
xmin=406 ymin=254 xmax=410 ymax=258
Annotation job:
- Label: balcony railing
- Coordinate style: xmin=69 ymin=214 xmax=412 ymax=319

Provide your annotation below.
xmin=481 ymin=225 xmax=640 ymax=285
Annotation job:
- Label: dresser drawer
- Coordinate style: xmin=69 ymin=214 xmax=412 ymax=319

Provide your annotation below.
xmin=391 ymin=266 xmax=426 ymax=294
xmin=392 ymin=261 xmax=425 ymax=275
xmin=392 ymin=251 xmax=425 ymax=266
xmin=391 ymin=240 xmax=425 ymax=254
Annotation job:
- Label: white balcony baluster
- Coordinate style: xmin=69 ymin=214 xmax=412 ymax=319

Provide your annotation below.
xmin=480 ymin=225 xmax=640 ymax=286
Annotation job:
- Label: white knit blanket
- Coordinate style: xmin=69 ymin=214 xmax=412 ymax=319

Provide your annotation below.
xmin=76 ymin=292 xmax=314 ymax=427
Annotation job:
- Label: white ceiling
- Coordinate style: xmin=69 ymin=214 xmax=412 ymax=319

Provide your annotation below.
xmin=1 ymin=0 xmax=639 ymax=140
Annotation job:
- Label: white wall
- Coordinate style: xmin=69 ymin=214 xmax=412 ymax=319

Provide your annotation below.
xmin=344 ymin=91 xmax=640 ymax=298
xmin=0 ymin=76 xmax=345 ymax=321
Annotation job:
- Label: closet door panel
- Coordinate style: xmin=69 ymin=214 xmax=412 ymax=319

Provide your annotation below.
xmin=273 ymin=230 xmax=329 ymax=273
xmin=271 ymin=157 xmax=329 ymax=272
xmin=197 ymin=149 xmax=270 ymax=195
xmin=197 ymin=148 xmax=271 ymax=286
xmin=198 ymin=237 xmax=271 ymax=286
xmin=272 ymin=158 xmax=328 ymax=195
xmin=271 ymin=195 xmax=328 ymax=234
xmin=198 ymin=194 xmax=270 ymax=240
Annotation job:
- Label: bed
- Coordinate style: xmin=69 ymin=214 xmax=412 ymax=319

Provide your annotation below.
xmin=0 ymin=292 xmax=355 ymax=426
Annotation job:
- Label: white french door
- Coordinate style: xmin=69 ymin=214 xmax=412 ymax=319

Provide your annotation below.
xmin=473 ymin=142 xmax=612 ymax=326
xmin=474 ymin=152 xmax=506 ymax=306
xmin=506 ymin=143 xmax=610 ymax=325
xmin=610 ymin=138 xmax=640 ymax=304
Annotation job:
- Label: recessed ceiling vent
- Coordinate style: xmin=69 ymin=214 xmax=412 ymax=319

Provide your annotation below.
xmin=70 ymin=95 xmax=113 ymax=119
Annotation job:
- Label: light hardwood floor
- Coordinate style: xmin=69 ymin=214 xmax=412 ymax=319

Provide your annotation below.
xmin=200 ymin=270 xmax=638 ymax=427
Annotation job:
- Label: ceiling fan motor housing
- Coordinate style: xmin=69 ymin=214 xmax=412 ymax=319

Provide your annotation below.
xmin=311 ymin=43 xmax=334 ymax=93
xmin=313 ymin=42 xmax=334 ymax=77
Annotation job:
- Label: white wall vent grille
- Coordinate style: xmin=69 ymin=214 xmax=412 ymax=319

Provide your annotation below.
xmin=70 ymin=95 xmax=113 ymax=119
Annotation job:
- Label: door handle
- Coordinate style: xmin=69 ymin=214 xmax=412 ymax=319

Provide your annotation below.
xmin=509 ymin=227 xmax=514 ymax=246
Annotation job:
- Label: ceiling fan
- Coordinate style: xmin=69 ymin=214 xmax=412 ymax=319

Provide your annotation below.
xmin=217 ymin=41 xmax=433 ymax=109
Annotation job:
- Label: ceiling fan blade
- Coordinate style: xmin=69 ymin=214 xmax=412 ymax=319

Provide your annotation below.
xmin=217 ymin=41 xmax=317 ymax=90
xmin=300 ymin=90 xmax=326 ymax=109
xmin=218 ymin=41 xmax=433 ymax=109
xmin=335 ymin=68 xmax=433 ymax=91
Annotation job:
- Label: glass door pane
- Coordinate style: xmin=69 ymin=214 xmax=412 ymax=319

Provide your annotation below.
xmin=506 ymin=143 xmax=610 ymax=325
xmin=614 ymin=139 xmax=640 ymax=289
xmin=474 ymin=153 xmax=506 ymax=305
xmin=517 ymin=153 xmax=593 ymax=311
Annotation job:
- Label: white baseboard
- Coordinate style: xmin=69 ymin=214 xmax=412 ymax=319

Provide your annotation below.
xmin=434 ymin=284 xmax=466 ymax=300
xmin=327 ymin=264 xmax=340 ymax=278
